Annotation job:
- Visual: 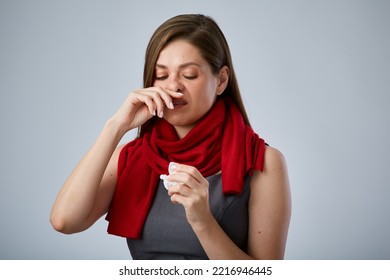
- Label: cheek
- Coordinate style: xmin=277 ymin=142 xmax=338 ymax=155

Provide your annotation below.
xmin=202 ymin=82 xmax=218 ymax=103
xmin=152 ymin=80 xmax=161 ymax=87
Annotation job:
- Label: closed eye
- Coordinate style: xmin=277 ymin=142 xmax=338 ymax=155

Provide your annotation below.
xmin=155 ymin=76 xmax=168 ymax=81
xmin=183 ymin=75 xmax=198 ymax=80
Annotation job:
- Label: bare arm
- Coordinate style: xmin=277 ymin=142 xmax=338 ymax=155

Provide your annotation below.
xmin=247 ymin=146 xmax=291 ymax=259
xmin=50 ymin=121 xmax=124 ymax=234
xmin=50 ymin=87 xmax=182 ymax=234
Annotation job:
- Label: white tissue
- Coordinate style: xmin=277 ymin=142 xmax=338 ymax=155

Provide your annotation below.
xmin=160 ymin=163 xmax=181 ymax=190
xmin=159 ymin=174 xmax=170 ymax=190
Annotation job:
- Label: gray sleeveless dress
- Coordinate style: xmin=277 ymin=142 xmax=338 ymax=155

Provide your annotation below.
xmin=127 ymin=173 xmax=251 ymax=260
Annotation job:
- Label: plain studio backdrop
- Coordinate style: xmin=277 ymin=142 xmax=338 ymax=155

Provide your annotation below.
xmin=1 ymin=0 xmax=389 ymax=260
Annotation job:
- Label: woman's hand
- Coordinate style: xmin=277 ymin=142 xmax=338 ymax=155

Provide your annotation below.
xmin=163 ymin=163 xmax=213 ymax=230
xmin=109 ymin=87 xmax=183 ymax=134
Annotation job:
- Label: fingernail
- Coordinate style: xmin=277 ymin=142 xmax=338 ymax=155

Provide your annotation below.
xmin=169 ymin=162 xmax=177 ymax=174
xmin=169 ymin=102 xmax=174 ymax=109
xmin=158 ymin=111 xmax=164 ymax=118
xmin=152 ymin=110 xmax=156 ymax=116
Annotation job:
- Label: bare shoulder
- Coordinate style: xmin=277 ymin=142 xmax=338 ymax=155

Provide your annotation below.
xmin=250 ymin=145 xmax=289 ymax=187
xmin=263 ymin=145 xmax=287 ymax=172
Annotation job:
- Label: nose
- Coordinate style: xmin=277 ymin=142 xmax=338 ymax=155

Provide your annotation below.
xmin=165 ymin=75 xmax=183 ymax=92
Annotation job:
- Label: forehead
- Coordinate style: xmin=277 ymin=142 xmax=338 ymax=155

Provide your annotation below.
xmin=156 ymin=39 xmax=207 ymax=68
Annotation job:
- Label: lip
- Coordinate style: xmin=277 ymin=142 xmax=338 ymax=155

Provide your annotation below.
xmin=172 ymin=99 xmax=187 ymax=107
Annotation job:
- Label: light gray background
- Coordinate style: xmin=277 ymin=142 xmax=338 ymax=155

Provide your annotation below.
xmin=1 ymin=0 xmax=389 ymax=259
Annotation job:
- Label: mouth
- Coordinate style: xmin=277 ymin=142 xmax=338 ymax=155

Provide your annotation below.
xmin=172 ymin=99 xmax=187 ymax=107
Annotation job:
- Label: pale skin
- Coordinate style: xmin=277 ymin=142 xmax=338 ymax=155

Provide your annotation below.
xmin=50 ymin=39 xmax=291 ymax=259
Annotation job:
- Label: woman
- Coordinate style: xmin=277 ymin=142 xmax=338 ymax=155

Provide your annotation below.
xmin=50 ymin=14 xmax=291 ymax=260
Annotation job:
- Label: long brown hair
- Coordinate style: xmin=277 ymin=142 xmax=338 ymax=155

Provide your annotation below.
xmin=140 ymin=14 xmax=251 ymax=135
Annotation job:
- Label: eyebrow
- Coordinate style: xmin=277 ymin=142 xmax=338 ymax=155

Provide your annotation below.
xmin=155 ymin=62 xmax=201 ymax=69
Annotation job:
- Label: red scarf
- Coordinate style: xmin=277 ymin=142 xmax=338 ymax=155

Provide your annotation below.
xmin=106 ymin=97 xmax=266 ymax=238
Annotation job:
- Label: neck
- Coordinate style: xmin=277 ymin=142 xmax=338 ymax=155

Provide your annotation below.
xmin=173 ymin=124 xmax=195 ymax=139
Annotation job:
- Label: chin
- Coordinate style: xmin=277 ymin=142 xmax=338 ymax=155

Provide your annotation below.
xmin=164 ymin=113 xmax=198 ymax=129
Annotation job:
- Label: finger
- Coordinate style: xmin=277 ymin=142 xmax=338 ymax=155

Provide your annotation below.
xmin=152 ymin=87 xmax=176 ymax=110
xmin=142 ymin=89 xmax=166 ymax=118
xmin=154 ymin=87 xmax=185 ymax=109
xmin=161 ymin=87 xmax=185 ymax=99
xmin=170 ymin=192 xmax=188 ymax=205
xmin=131 ymin=91 xmax=156 ymax=117
xmin=166 ymin=172 xmax=198 ymax=190
xmin=135 ymin=88 xmax=183 ymax=117
xmin=167 ymin=183 xmax=192 ymax=197
xmin=146 ymin=87 xmax=183 ymax=116
xmin=168 ymin=162 xmax=204 ymax=184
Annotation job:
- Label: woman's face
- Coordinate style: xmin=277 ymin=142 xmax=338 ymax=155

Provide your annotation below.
xmin=153 ymin=39 xmax=227 ymax=138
